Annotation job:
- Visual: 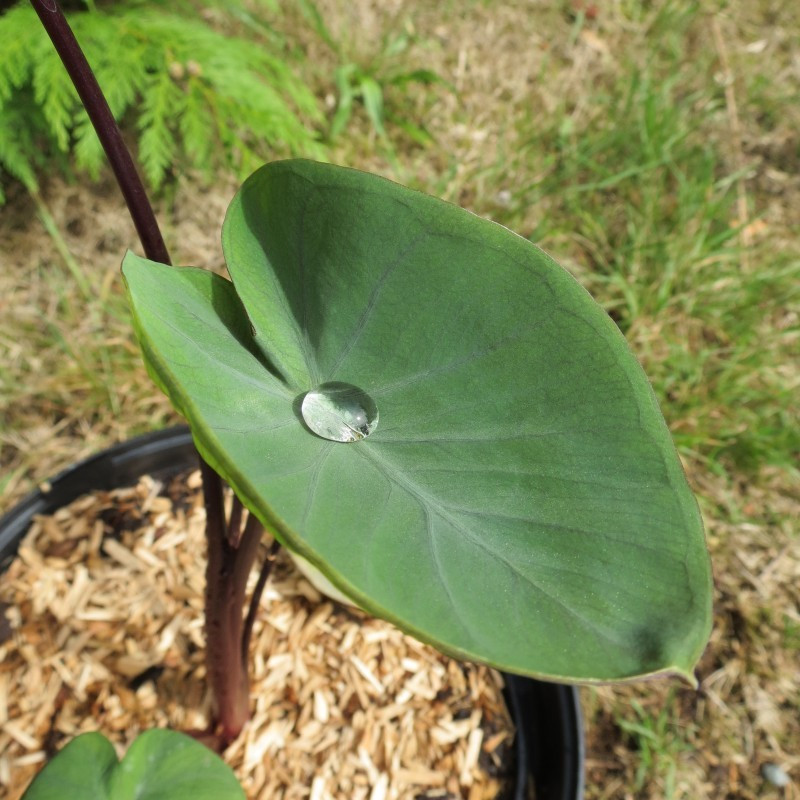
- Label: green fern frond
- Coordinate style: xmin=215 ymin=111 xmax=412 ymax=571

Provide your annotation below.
xmin=71 ymin=15 xmax=151 ymax=178
xmin=78 ymin=16 xmax=149 ymax=117
xmin=138 ymin=69 xmax=185 ymax=188
xmin=33 ymin=52 xmax=80 ymax=152
xmin=0 ymin=6 xmax=45 ymax=104
xmin=0 ymin=98 xmax=40 ymax=192
xmin=180 ymin=79 xmax=214 ymax=167
xmin=73 ymin=115 xmax=105 ymax=178
xmin=0 ymin=1 xmax=326 ymax=201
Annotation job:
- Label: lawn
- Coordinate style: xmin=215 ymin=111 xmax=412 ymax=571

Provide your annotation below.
xmin=1 ymin=1 xmax=798 ymax=798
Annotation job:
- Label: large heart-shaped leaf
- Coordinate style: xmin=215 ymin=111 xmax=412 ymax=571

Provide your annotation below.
xmin=22 ymin=730 xmax=244 ymax=800
xmin=122 ymin=159 xmax=711 ymax=682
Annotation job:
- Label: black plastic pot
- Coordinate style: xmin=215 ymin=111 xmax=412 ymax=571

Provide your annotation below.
xmin=0 ymin=426 xmax=584 ymax=799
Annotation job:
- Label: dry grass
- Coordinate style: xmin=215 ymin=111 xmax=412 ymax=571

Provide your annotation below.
xmin=0 ymin=171 xmax=237 ymax=503
xmin=1 ymin=1 xmax=798 ymax=798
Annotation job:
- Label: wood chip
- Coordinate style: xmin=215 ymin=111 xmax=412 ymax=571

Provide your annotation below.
xmin=3 ymin=723 xmax=39 ymax=751
xmin=393 ymin=766 xmax=447 ymax=786
xmin=102 ymin=538 xmax=146 ymax=571
xmin=350 ymin=655 xmax=385 ymax=696
xmin=0 ymin=675 xmax=8 ymax=725
xmin=459 ymin=727 xmax=484 ymax=786
xmin=0 ymin=470 xmax=515 ymax=799
xmin=369 ymin=772 xmax=389 ymax=800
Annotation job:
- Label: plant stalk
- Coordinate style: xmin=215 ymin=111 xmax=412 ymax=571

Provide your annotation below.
xmin=242 ymin=539 xmax=281 ymax=663
xmin=201 ymin=459 xmax=268 ymax=743
xmin=31 ymin=0 xmax=268 ymax=743
xmin=30 ymin=0 xmax=170 ymax=265
xmin=200 ymin=460 xmax=249 ymax=742
xmin=227 ymin=495 xmax=244 ymax=547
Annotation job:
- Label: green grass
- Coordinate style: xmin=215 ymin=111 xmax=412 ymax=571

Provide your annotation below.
xmin=1 ymin=1 xmax=798 ymax=798
xmin=486 ymin=3 xmax=800 ymax=475
xmin=615 ymin=692 xmax=695 ymax=798
xmin=288 ymin=0 xmax=450 ymax=159
xmin=783 ymin=615 xmax=800 ymax=651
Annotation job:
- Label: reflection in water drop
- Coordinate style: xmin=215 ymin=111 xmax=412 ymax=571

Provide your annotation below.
xmin=301 ymin=382 xmax=379 ymax=442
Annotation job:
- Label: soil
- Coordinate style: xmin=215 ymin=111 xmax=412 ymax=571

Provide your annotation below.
xmin=0 ymin=463 xmax=518 ymax=800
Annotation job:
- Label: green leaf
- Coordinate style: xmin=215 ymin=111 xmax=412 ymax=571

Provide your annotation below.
xmin=388 ymin=114 xmax=434 ymax=146
xmin=22 ymin=730 xmax=244 ymax=800
xmin=330 ymin=64 xmax=356 ymax=140
xmin=359 ymin=75 xmax=386 ymax=137
xmin=296 ymin=0 xmax=339 ymax=53
xmin=21 ymin=733 xmax=117 ymax=800
xmin=122 ymin=160 xmax=712 ymax=683
xmin=107 ymin=730 xmax=245 ymax=800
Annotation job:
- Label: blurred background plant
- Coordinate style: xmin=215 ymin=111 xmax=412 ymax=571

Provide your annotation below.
xmin=0 ymin=0 xmax=324 ymax=203
xmin=0 ymin=0 xmax=450 ymax=202
xmin=296 ymin=0 xmax=448 ymax=147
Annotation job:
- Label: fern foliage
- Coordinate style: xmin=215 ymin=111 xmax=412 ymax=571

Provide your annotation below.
xmin=0 ymin=1 xmax=324 ymax=201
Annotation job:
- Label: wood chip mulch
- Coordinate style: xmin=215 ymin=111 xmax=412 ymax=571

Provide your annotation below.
xmin=0 ymin=469 xmax=516 ymax=799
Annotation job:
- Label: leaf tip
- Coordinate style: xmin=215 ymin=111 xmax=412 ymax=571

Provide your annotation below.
xmin=667 ymin=665 xmax=701 ymax=690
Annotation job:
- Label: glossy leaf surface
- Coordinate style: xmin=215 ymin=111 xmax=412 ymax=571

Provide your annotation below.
xmin=123 ymin=160 xmax=712 ymax=682
xmin=22 ymin=730 xmax=244 ymax=800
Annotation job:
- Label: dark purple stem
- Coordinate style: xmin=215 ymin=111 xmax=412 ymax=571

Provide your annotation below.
xmin=201 ymin=462 xmax=267 ymax=743
xmin=30 ymin=0 xmax=170 ymax=265
xmin=227 ymin=495 xmax=244 ymax=547
xmin=31 ymin=0 xmax=265 ymax=744
xmin=200 ymin=459 xmax=247 ymax=742
xmin=242 ymin=539 xmax=281 ymax=662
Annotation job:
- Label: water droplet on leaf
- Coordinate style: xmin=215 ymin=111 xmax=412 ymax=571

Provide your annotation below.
xmin=301 ymin=382 xmax=378 ymax=442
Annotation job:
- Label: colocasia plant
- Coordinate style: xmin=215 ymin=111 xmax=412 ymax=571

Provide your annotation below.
xmin=22 ymin=730 xmax=245 ymax=800
xmin=22 ymin=0 xmax=712 ymax=795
